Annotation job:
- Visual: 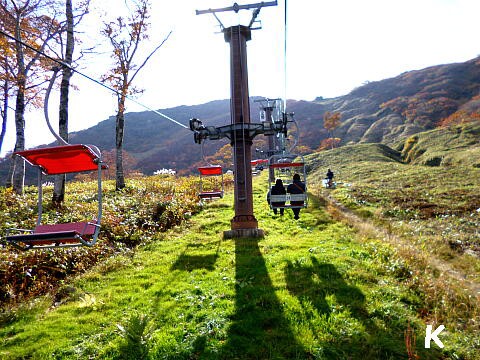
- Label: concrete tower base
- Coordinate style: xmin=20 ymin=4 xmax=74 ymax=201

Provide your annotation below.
xmin=223 ymin=228 xmax=265 ymax=239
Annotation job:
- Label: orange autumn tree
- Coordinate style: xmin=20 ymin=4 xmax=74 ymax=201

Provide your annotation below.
xmin=322 ymin=111 xmax=341 ymax=149
xmin=0 ymin=0 xmax=64 ymax=193
xmin=317 ymin=137 xmax=341 ymax=151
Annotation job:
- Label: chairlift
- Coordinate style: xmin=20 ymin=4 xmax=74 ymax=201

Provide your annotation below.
xmin=5 ymin=144 xmax=107 ymax=250
xmin=196 ymin=139 xmax=225 ymax=200
xmin=267 ymin=154 xmax=308 ymax=210
xmin=198 ymin=164 xmax=224 ymax=199
xmin=5 ymin=69 xmax=108 ymax=250
xmin=251 ymin=159 xmax=268 ymax=174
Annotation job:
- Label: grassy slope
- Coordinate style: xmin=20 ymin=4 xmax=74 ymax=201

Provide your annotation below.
xmin=397 ymin=122 xmax=480 ymax=167
xmin=3 ymin=173 xmax=473 ymax=359
xmin=307 ymin=140 xmax=480 ymax=359
xmin=306 ymin=138 xmax=480 ymax=273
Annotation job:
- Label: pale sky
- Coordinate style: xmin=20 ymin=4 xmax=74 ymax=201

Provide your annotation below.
xmin=2 ymin=0 xmax=480 ymax=156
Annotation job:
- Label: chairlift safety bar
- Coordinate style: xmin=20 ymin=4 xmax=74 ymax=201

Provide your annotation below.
xmin=269 ymin=162 xmax=304 ymax=169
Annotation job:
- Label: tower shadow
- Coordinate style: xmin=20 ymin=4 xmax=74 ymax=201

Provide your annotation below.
xmin=220 ymin=238 xmax=308 ymax=359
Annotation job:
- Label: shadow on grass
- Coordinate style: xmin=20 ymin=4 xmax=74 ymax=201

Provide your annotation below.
xmin=219 ymin=238 xmax=308 ymax=359
xmin=284 ymin=256 xmax=442 ymax=360
xmin=170 ymin=253 xmax=218 ymax=272
xmin=285 ymin=258 xmax=366 ymax=320
xmin=170 ymin=241 xmax=221 ymax=272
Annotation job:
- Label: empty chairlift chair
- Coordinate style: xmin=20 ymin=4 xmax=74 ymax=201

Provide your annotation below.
xmin=5 ymin=144 xmax=107 ymax=250
xmin=197 ymin=165 xmax=224 ymax=200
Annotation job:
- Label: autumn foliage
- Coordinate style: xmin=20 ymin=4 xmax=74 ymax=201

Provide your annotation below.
xmin=323 ymin=111 xmax=341 ymax=132
xmin=317 ymin=137 xmax=341 ymax=151
xmin=380 ymin=93 xmax=458 ymax=127
xmin=0 ymin=174 xmax=203 ymax=306
xmin=438 ymin=110 xmax=480 ymax=128
xmin=321 ymin=111 xmax=342 ymax=150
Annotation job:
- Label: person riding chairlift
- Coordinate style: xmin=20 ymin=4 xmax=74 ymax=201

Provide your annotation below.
xmin=267 ymin=178 xmax=286 ymax=216
xmin=287 ymin=173 xmax=306 ymax=220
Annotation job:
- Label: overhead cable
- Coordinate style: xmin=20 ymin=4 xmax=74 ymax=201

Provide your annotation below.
xmin=0 ymin=28 xmax=188 ymax=129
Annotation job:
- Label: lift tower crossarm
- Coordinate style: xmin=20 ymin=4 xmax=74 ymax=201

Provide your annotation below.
xmin=196 ymin=1 xmax=277 ymax=16
xmin=196 ymin=1 xmax=277 ymax=30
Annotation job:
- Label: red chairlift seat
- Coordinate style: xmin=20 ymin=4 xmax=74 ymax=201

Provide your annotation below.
xmin=5 ymin=144 xmax=106 ymax=251
xmin=198 ymin=165 xmax=224 ymax=199
xmin=6 ymin=222 xmax=99 ymax=249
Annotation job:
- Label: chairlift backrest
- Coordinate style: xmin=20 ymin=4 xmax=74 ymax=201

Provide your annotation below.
xmin=197 ymin=165 xmax=224 ymax=199
xmin=14 ymin=144 xmax=104 ymax=175
xmin=198 ymin=165 xmax=223 ymax=176
xmin=267 ymin=153 xmax=308 ymax=209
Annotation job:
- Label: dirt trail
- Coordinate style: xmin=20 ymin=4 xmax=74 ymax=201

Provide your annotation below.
xmin=317 ymin=189 xmax=480 ymax=298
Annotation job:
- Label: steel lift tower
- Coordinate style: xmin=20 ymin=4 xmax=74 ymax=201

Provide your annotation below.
xmin=190 ymin=1 xmax=282 ymax=238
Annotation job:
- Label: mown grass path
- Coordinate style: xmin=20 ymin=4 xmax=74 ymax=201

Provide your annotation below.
xmin=0 ymin=173 xmax=463 ymax=359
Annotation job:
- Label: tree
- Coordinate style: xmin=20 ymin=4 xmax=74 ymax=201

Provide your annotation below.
xmin=101 ymin=0 xmax=171 ymax=190
xmin=0 ymin=25 xmax=14 ymax=153
xmin=316 ymin=137 xmax=340 ymax=152
xmin=0 ymin=0 xmax=64 ymax=194
xmin=323 ymin=111 xmax=341 ymax=149
xmin=51 ymin=0 xmax=90 ymax=204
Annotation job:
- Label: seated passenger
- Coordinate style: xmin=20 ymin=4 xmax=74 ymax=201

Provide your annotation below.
xmin=268 ymin=178 xmax=286 ymax=215
xmin=287 ymin=173 xmax=306 ymax=220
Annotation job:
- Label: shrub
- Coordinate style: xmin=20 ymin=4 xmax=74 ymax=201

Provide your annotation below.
xmin=0 ymin=174 xmax=202 ymax=307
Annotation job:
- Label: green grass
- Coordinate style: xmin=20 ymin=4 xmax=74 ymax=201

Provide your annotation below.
xmin=395 ymin=122 xmax=480 ymax=167
xmin=0 ymin=172 xmax=476 ymax=359
xmin=307 ymin=140 xmax=480 ymax=360
xmin=308 ymin=145 xmax=480 ymax=277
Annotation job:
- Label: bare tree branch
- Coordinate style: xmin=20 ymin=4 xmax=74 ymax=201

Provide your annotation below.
xmin=129 ymin=30 xmax=172 ymax=85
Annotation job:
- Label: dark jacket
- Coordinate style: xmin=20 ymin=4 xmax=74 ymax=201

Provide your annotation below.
xmin=287 ymin=180 xmax=306 ymax=205
xmin=268 ymin=181 xmax=286 ymax=206
xmin=287 ymin=180 xmax=305 ymax=194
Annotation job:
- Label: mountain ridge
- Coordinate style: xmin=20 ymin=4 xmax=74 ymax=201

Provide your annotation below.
xmin=1 ymin=57 xmax=480 ymax=181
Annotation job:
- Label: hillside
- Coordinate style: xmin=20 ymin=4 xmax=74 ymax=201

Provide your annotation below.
xmin=307 ymin=131 xmax=480 ymax=265
xmin=1 ymin=172 xmax=479 ymax=359
xmin=397 ymin=121 xmax=480 ymax=167
xmin=2 ymin=123 xmax=480 ymax=358
xmin=2 ymin=56 xmax=480 ymax=182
